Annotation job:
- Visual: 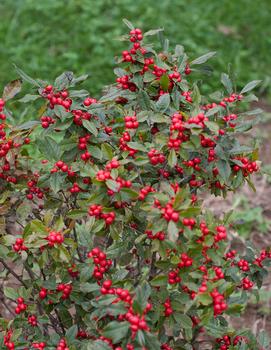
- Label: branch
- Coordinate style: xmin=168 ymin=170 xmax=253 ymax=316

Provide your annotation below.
xmin=0 ymin=258 xmax=27 ymax=288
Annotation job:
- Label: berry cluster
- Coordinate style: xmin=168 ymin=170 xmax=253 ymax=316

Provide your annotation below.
xmin=119 ymin=131 xmax=137 ymax=156
xmin=51 ymin=160 xmax=75 ymax=175
xmin=211 ymin=289 xmax=227 ymax=316
xmin=88 ymin=204 xmax=116 ymax=225
xmin=145 ymin=230 xmax=165 ymax=240
xmin=55 ymin=338 xmax=69 ymax=350
xmin=28 ymin=314 xmax=38 ymax=326
xmin=4 ymin=329 xmax=14 ymax=350
xmin=78 ymin=134 xmax=91 ymax=150
xmin=0 ymin=98 xmax=6 ymax=139
xmin=26 ymin=179 xmax=44 ymax=200
xmin=83 ymin=97 xmax=97 ymax=107
xmin=87 ymin=248 xmax=112 ymax=280
xmin=124 ymin=115 xmax=139 ymax=129
xmin=237 ymin=259 xmax=250 ymax=271
xmin=69 ymin=182 xmax=82 ymax=193
xmin=15 ymin=297 xmax=27 ymax=314
xmin=213 ymin=266 xmax=225 ymax=280
xmin=242 ymin=277 xmax=254 ymax=290
xmin=57 ymin=283 xmax=72 ymax=299
xmin=168 ymin=269 xmax=181 ymax=284
xmin=216 ymin=335 xmax=245 ymax=350
xmin=181 ymin=90 xmax=192 ymax=102
xmin=163 ymin=298 xmax=173 ymax=317
xmin=32 ymin=342 xmax=46 ymax=350
xmin=138 ymin=185 xmax=155 ymax=200
xmin=13 ymin=238 xmax=27 ymax=253
xmin=182 ymin=218 xmax=196 ymax=229
xmin=116 ymin=75 xmax=137 ymax=91
xmin=183 ymin=157 xmax=201 ymax=171
xmin=148 ymin=149 xmax=166 ymax=165
xmin=177 ymin=253 xmax=193 ymax=268
xmin=46 ymin=231 xmax=64 ymax=247
xmin=233 ymin=157 xmax=258 ymax=176
xmin=72 ymin=109 xmax=91 ymax=125
xmin=42 ymin=85 xmax=72 ymax=110
xmin=40 ymin=115 xmax=55 ymax=128
xmin=214 ymin=226 xmax=227 ymax=242
xmin=162 ymin=203 xmax=179 ymax=222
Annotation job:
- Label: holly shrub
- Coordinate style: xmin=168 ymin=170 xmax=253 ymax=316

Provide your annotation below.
xmin=0 ymin=20 xmax=269 ymax=350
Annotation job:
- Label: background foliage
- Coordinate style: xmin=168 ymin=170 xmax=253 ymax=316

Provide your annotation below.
xmin=0 ymin=0 xmax=271 ymax=97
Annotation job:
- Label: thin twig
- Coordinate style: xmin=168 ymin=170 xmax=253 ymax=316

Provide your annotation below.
xmin=0 ymin=258 xmax=27 ymax=288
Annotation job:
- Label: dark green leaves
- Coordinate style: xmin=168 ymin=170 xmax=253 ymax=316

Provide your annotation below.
xmin=217 ymin=159 xmax=231 ymax=182
xmin=82 ymin=120 xmax=98 ymax=137
xmin=134 ymin=281 xmax=151 ymax=313
xmin=155 ymin=93 xmax=170 ymax=113
xmin=221 ymin=73 xmax=233 ymax=94
xmin=137 ymin=89 xmax=152 ymax=110
xmin=14 ymin=64 xmax=41 ymax=87
xmin=37 ymin=136 xmax=61 ymax=160
xmin=102 ymin=321 xmax=130 ymax=344
xmin=241 ymin=80 xmax=262 ymax=94
xmin=191 ymin=51 xmax=216 ymax=65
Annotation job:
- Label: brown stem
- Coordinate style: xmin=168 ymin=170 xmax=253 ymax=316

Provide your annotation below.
xmin=0 ymin=258 xmax=27 ymax=288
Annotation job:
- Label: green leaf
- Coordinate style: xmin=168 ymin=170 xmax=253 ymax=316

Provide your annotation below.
xmin=65 ymin=325 xmax=78 ymax=344
xmin=80 ymin=283 xmax=100 ymax=293
xmin=67 ymin=209 xmax=87 ymax=219
xmin=160 ymin=74 xmax=170 ymax=91
xmin=217 ymin=159 xmax=231 ymax=182
xmin=82 ymin=120 xmax=98 ymax=137
xmin=58 ymin=307 xmax=73 ymax=328
xmin=4 ymin=287 xmax=18 ymax=300
xmin=205 ymin=121 xmax=219 ymax=134
xmin=19 ymin=93 xmax=40 ymax=102
xmin=101 ymin=143 xmax=114 ymax=160
xmin=138 ymin=89 xmax=152 ymax=110
xmin=173 ymin=313 xmax=193 ymax=329
xmin=14 ymin=65 xmax=41 ymax=87
xmin=49 ymin=172 xmax=65 ymax=194
xmin=134 ymin=281 xmax=151 ymax=312
xmin=221 ymin=73 xmax=233 ymax=94
xmin=191 ymin=51 xmax=216 ymax=65
xmin=197 ymin=292 xmax=212 ymax=306
xmin=241 ymin=80 xmax=262 ymax=94
xmin=150 ymin=275 xmax=168 ymax=287
xmin=127 ymin=142 xmax=147 ymax=152
xmin=102 ymin=321 xmax=130 ymax=344
xmin=14 ymin=120 xmax=40 ymax=130
xmin=55 ymin=71 xmax=74 ymax=89
xmin=122 ymin=18 xmax=134 ymax=30
xmin=258 ymin=330 xmax=270 ymax=348
xmin=88 ymin=341 xmax=113 ymax=350
xmin=144 ymin=28 xmax=164 ymax=36
xmin=168 ymin=149 xmax=177 ymax=167
xmin=106 ymin=179 xmax=120 ymax=192
xmin=168 ymin=221 xmax=179 ymax=242
xmin=37 ymin=136 xmax=61 ymax=161
xmin=144 ymin=332 xmax=161 ymax=349
xmin=155 ymin=93 xmax=170 ymax=113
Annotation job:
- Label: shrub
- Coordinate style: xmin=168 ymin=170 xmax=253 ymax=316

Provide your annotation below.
xmin=0 ymin=21 xmax=269 ymax=350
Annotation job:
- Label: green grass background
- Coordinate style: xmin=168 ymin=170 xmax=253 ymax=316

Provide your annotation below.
xmin=0 ymin=0 xmax=270 ymax=97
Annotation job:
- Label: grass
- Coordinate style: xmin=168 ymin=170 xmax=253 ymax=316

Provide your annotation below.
xmin=0 ymin=0 xmax=270 ymax=97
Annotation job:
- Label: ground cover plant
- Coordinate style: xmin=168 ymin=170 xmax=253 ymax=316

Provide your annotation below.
xmin=0 ymin=21 xmax=270 ymax=350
